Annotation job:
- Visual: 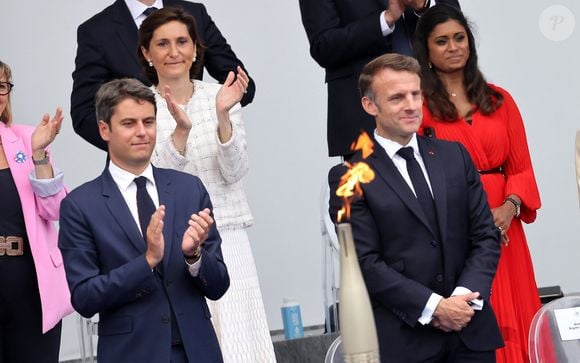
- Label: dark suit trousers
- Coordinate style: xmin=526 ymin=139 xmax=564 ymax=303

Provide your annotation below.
xmin=421 ymin=333 xmax=496 ymax=363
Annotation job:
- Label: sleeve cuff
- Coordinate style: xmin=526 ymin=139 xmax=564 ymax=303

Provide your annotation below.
xmin=418 ymin=293 xmax=443 ymax=325
xmin=380 ymin=11 xmax=395 ymax=37
xmin=29 ymin=167 xmax=65 ymax=197
xmin=186 ymin=254 xmax=202 ymax=277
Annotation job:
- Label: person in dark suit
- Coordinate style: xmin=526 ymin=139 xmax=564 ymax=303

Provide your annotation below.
xmin=299 ymin=0 xmax=459 ymax=157
xmin=328 ymin=54 xmax=503 ymax=362
xmin=71 ymin=0 xmax=255 ymax=151
xmin=59 ymin=78 xmax=229 ymax=363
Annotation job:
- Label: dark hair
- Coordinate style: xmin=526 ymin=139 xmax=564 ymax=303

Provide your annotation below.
xmin=95 ymin=78 xmax=156 ymax=125
xmin=414 ymin=4 xmax=503 ymax=121
xmin=138 ymin=6 xmax=206 ymax=85
xmin=359 ymin=53 xmax=421 ymax=103
xmin=0 ymin=60 xmax=13 ymax=124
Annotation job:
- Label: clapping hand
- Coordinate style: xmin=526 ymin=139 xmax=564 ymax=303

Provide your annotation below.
xmin=31 ymin=107 xmax=63 ymax=153
xmin=216 ymin=66 xmax=249 ymax=115
xmin=145 ymin=206 xmax=166 ymax=269
xmin=164 ymin=85 xmax=192 ymax=131
xmin=182 ymin=208 xmax=214 ymax=258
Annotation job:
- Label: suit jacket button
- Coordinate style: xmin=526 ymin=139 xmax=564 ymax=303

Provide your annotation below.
xmin=435 ymin=274 xmax=443 ymax=282
xmin=161 ymin=316 xmax=170 ymax=324
xmin=430 ymin=240 xmax=438 ymax=248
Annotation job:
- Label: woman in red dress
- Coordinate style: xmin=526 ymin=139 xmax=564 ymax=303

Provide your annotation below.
xmin=414 ymin=5 xmax=542 ymax=362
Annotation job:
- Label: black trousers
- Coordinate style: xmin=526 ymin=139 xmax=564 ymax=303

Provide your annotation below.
xmin=421 ymin=333 xmax=496 ymax=363
xmin=0 ymin=250 xmax=62 ymax=363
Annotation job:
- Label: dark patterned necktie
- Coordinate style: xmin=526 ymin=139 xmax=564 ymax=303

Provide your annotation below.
xmin=134 ymin=176 xmax=156 ymax=240
xmin=397 ymin=147 xmax=439 ymax=237
xmin=142 ymin=7 xmax=158 ymax=17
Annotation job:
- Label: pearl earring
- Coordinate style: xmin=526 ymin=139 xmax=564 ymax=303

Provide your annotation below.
xmin=192 ymin=55 xmax=197 ymax=62
xmin=428 ymin=62 xmax=433 ymax=69
xmin=148 ymin=60 xmax=153 ymax=67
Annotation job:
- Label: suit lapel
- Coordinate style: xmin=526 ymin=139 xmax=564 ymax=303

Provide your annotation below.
xmin=0 ymin=125 xmax=32 ymax=197
xmin=153 ymin=167 xmax=175 ymax=274
xmin=418 ymin=137 xmax=448 ymax=243
xmin=101 ymin=168 xmax=146 ymax=252
xmin=112 ymin=0 xmax=141 ymax=72
xmin=369 ymin=144 xmax=433 ymax=232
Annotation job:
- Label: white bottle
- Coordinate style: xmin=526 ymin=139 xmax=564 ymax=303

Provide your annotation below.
xmin=337 ymin=223 xmax=380 ymax=362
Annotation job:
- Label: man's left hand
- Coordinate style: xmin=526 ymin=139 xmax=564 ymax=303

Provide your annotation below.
xmin=182 ymin=208 xmax=213 ymax=257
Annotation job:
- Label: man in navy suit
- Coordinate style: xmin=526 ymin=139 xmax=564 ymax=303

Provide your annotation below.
xmin=328 ymin=54 xmax=503 ymax=362
xmin=59 ymin=79 xmax=229 ymax=362
xmin=71 ymin=0 xmax=255 ymax=151
xmin=299 ymin=0 xmax=459 ymax=157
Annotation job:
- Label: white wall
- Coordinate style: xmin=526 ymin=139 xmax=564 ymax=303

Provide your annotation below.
xmin=2 ymin=0 xmax=579 ymax=361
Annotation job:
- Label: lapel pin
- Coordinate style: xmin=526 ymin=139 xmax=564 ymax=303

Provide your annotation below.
xmin=428 ymin=150 xmax=435 ymax=156
xmin=15 ymin=151 xmax=27 ymax=163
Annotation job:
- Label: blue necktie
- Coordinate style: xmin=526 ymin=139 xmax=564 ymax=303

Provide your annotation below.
xmin=397 ymin=147 xmax=439 ymax=237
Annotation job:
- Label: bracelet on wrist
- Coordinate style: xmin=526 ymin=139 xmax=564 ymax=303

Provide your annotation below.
xmin=184 ymin=246 xmax=201 ymax=261
xmin=32 ymin=151 xmax=50 ymax=166
xmin=171 ymin=133 xmax=186 ymax=156
xmin=504 ymin=197 xmax=521 ymax=217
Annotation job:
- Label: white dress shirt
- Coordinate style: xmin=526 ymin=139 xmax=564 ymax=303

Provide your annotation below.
xmin=125 ymin=0 xmax=164 ymax=28
xmin=379 ymin=0 xmax=438 ymax=37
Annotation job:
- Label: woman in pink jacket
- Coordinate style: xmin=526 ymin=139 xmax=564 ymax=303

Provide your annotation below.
xmin=0 ymin=60 xmax=73 ymax=362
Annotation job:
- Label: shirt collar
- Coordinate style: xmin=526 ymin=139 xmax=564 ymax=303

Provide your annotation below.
xmin=108 ymin=161 xmax=156 ymax=192
xmin=124 ymin=0 xmax=164 ymax=21
xmin=373 ymin=130 xmax=419 ymax=160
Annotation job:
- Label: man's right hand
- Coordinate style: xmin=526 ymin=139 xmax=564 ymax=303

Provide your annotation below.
xmin=431 ymin=292 xmax=479 ymax=332
xmin=384 ymin=0 xmax=405 ymax=27
xmin=145 ymin=206 xmax=166 ymax=269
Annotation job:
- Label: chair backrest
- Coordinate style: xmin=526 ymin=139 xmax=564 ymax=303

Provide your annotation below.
xmin=77 ymin=314 xmax=99 ymax=363
xmin=575 ymin=130 xmax=580 ymax=207
xmin=529 ymin=294 xmax=580 ymax=363
xmin=325 ymin=336 xmax=345 ymax=363
xmin=320 ymin=181 xmax=341 ymax=332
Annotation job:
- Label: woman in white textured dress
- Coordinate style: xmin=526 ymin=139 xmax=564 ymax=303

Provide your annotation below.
xmin=138 ymin=7 xmax=276 ymax=362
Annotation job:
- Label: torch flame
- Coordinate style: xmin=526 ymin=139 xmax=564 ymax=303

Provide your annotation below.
xmin=336 ymin=131 xmax=376 ymax=222
xmin=350 ymin=131 xmax=374 ymax=159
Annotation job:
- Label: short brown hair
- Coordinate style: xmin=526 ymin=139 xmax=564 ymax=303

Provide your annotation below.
xmin=95 ymin=78 xmax=156 ymax=126
xmin=0 ymin=60 xmax=13 ymax=125
xmin=359 ymin=54 xmax=421 ymax=103
xmin=138 ymin=6 xmax=206 ymax=85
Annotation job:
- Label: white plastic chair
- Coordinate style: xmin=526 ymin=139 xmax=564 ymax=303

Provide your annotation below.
xmin=77 ymin=314 xmax=99 ymax=362
xmin=529 ymin=294 xmax=580 ymax=363
xmin=320 ymin=181 xmax=340 ymax=333
xmin=324 ymin=336 xmax=345 ymax=363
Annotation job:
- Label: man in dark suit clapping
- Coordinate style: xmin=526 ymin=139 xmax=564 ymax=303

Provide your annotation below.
xmin=60 ymin=79 xmax=229 ymax=362
xmin=300 ymin=0 xmax=459 ymax=157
